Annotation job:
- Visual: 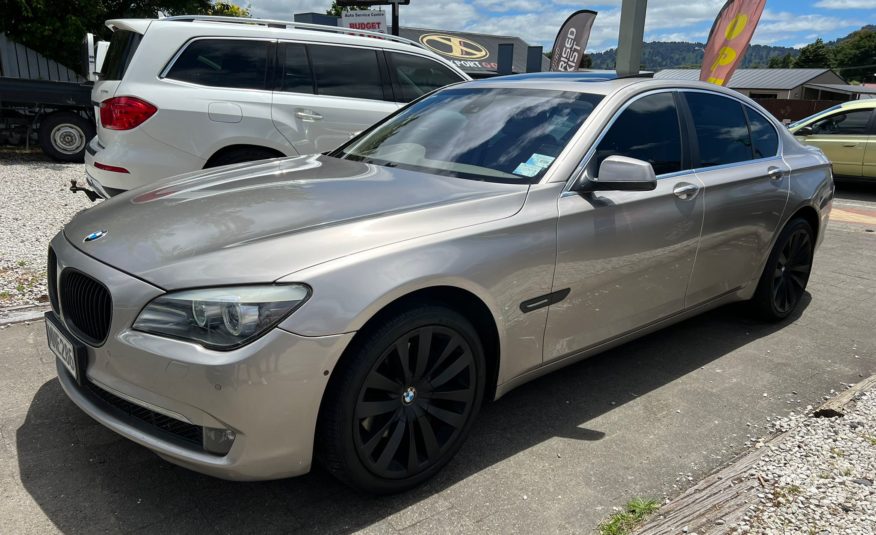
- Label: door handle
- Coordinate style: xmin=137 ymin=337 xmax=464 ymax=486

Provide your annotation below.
xmin=842 ymin=143 xmax=858 ymax=148
xmin=295 ymin=109 xmax=323 ymax=122
xmin=673 ymin=183 xmax=699 ymax=200
xmin=767 ymin=167 xmax=785 ymax=181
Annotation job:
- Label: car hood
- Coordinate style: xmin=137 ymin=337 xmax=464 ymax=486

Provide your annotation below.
xmin=66 ymin=155 xmax=528 ymax=289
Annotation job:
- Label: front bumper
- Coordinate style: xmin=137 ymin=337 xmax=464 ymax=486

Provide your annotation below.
xmin=49 ymin=232 xmax=354 ymax=480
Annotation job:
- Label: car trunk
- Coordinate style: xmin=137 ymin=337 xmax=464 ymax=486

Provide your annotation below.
xmin=92 ymin=22 xmax=147 ymax=143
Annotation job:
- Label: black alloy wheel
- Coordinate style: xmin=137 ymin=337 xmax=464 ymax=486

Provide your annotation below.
xmin=752 ymin=218 xmax=814 ymax=321
xmin=318 ymin=305 xmax=485 ymax=494
xmin=353 ymin=325 xmax=477 ymax=479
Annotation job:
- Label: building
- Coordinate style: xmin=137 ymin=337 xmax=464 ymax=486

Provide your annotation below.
xmin=655 ymin=68 xmax=848 ymax=100
xmin=293 ymin=13 xmax=548 ymax=77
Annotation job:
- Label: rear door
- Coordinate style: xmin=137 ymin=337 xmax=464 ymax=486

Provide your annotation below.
xmin=271 ymin=42 xmax=398 ymax=155
xmin=797 ymin=108 xmax=873 ymax=177
xmin=544 ymin=91 xmax=705 ymax=361
xmin=683 ymin=91 xmax=790 ymax=306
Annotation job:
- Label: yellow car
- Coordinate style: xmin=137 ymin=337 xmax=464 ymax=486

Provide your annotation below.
xmin=790 ymin=100 xmax=876 ymax=179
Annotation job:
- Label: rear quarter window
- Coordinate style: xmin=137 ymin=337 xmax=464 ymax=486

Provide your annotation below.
xmin=165 ymin=39 xmax=269 ymax=90
xmin=101 ymin=30 xmax=143 ymax=81
xmin=744 ymin=106 xmax=779 ymax=159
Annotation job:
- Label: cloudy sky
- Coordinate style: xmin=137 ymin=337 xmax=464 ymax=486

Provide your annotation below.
xmin=228 ymin=0 xmax=876 ymax=51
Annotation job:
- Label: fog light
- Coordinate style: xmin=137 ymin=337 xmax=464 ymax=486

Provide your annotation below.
xmin=203 ymin=427 xmax=236 ymax=455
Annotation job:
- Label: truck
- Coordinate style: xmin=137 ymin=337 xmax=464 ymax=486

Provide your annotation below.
xmin=0 ymin=33 xmax=100 ymax=162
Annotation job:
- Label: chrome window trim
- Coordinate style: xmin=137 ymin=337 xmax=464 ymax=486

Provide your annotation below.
xmin=562 ymin=88 xmax=685 ymax=193
xmin=562 ymin=86 xmax=786 ymax=192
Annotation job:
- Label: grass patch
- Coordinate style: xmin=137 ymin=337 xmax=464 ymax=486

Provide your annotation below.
xmin=16 ymin=260 xmax=26 ymax=267
xmin=15 ymin=284 xmax=24 ymax=293
xmin=829 ymin=447 xmax=844 ymax=458
xmin=599 ymin=498 xmax=660 ymax=535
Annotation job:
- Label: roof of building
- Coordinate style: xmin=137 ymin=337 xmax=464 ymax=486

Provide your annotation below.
xmin=654 ymin=68 xmax=839 ymax=90
xmin=804 ymin=83 xmax=876 ymax=96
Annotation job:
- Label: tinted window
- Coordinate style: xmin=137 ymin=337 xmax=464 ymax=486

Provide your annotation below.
xmin=337 ymin=88 xmax=603 ymax=183
xmin=166 ymin=39 xmax=268 ymax=90
xmin=309 ymin=45 xmax=384 ymax=100
xmin=388 ymin=52 xmax=464 ymax=102
xmin=810 ymin=110 xmax=872 ymax=135
xmin=686 ymin=92 xmax=752 ymax=168
xmin=595 ymin=92 xmax=683 ymax=176
xmin=101 ymin=30 xmax=142 ymax=81
xmin=745 ymin=106 xmax=779 ymax=159
xmin=281 ymin=43 xmax=313 ymax=93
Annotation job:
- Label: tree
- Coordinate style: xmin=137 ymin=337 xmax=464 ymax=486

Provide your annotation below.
xmin=208 ymin=2 xmax=251 ymax=17
xmin=794 ymin=38 xmax=832 ymax=68
xmin=832 ymin=28 xmax=876 ymax=83
xmin=1 ymin=1 xmax=247 ymax=72
xmin=768 ymin=53 xmax=796 ymax=68
xmin=326 ymin=2 xmax=368 ymax=17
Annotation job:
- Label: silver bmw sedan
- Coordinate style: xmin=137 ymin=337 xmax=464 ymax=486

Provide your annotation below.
xmin=46 ymin=74 xmax=833 ymax=493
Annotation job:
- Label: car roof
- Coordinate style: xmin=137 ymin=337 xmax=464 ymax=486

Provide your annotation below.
xmin=461 ymin=74 xmax=750 ymax=97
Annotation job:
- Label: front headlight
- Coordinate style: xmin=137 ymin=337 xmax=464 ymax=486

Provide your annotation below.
xmin=133 ymin=284 xmax=310 ymax=350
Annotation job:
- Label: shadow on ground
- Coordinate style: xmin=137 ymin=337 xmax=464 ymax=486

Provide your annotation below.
xmin=16 ymin=299 xmax=809 ymax=534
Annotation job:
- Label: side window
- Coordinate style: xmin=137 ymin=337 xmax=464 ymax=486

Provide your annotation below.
xmin=308 ymin=45 xmax=384 ymax=101
xmin=595 ymin=92 xmax=683 ymax=176
xmin=165 ymin=39 xmax=269 ymax=90
xmin=810 ymin=110 xmax=872 ymax=135
xmin=281 ymin=43 xmax=313 ymax=94
xmin=744 ymin=106 xmax=779 ymax=159
xmin=388 ymin=52 xmax=464 ymax=103
xmin=685 ymin=92 xmax=752 ymax=168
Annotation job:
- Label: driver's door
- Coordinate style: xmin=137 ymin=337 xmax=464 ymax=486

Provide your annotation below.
xmin=797 ymin=108 xmax=874 ymax=177
xmin=543 ymin=91 xmax=704 ymax=362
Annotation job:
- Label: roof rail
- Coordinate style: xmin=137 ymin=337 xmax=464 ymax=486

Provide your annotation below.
xmin=161 ymin=15 xmax=424 ymax=49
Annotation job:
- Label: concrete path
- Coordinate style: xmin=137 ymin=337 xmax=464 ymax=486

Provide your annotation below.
xmin=0 ymin=184 xmax=874 ymax=534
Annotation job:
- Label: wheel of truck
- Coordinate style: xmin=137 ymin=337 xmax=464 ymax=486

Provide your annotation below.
xmin=38 ymin=111 xmax=95 ymax=163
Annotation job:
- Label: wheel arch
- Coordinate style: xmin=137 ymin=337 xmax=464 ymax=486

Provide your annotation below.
xmin=327 ymin=285 xmax=502 ymax=403
xmin=204 ymin=144 xmax=288 ymax=168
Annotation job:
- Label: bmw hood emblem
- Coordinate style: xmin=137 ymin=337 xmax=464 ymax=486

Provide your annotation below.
xmin=84 ymin=230 xmax=107 ymax=242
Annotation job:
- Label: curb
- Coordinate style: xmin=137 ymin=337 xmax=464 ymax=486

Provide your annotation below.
xmin=635 ymin=374 xmax=876 ymax=534
xmin=0 ymin=304 xmax=50 ymax=326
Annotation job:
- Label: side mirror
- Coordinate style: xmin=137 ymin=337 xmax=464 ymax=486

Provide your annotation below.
xmin=795 ymin=126 xmax=814 ymax=137
xmin=576 ymin=155 xmax=657 ymax=192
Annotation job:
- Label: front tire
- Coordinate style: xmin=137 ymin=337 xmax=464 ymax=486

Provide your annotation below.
xmin=318 ymin=305 xmax=486 ymax=494
xmin=751 ymin=218 xmax=814 ymax=321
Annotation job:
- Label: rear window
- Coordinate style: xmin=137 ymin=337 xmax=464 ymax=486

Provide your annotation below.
xmin=685 ymin=92 xmax=753 ymax=168
xmin=387 ymin=52 xmax=465 ymax=103
xmin=744 ymin=106 xmax=779 ymax=159
xmin=165 ymin=39 xmax=269 ymax=90
xmin=101 ymin=30 xmax=142 ymax=81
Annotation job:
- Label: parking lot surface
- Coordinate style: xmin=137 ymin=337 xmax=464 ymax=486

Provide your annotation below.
xmin=0 ymin=184 xmax=874 ymax=534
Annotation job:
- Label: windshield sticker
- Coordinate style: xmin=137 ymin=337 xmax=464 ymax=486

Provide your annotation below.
xmin=513 ymin=162 xmax=542 ymax=177
xmin=526 ymin=153 xmax=556 ymax=168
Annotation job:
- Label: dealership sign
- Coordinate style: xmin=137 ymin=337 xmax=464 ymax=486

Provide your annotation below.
xmin=341 ymin=9 xmax=387 ymax=33
xmin=417 ymin=33 xmax=497 ymax=71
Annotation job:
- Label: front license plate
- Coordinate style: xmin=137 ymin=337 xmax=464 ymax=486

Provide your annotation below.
xmin=45 ymin=313 xmax=84 ymax=384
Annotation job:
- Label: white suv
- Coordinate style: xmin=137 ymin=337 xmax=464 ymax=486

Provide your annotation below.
xmin=85 ymin=16 xmax=469 ymax=198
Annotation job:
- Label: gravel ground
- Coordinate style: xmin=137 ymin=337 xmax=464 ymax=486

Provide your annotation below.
xmin=730 ymin=385 xmax=876 ymax=534
xmin=0 ymin=151 xmax=95 ymax=307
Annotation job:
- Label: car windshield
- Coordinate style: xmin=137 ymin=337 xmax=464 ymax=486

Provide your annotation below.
xmin=334 ymin=87 xmax=603 ymax=183
xmin=788 ymin=104 xmax=844 ymax=128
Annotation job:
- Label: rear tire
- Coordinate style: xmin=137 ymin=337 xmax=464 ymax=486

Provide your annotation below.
xmin=38 ymin=111 xmax=94 ymax=163
xmin=751 ymin=218 xmax=814 ymax=321
xmin=317 ymin=305 xmax=485 ymax=494
xmin=204 ymin=147 xmax=283 ymax=168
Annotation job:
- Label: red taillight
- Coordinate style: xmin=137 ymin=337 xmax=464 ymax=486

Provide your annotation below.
xmin=100 ymin=97 xmax=157 ymax=130
xmin=93 ymin=162 xmax=130 ymax=173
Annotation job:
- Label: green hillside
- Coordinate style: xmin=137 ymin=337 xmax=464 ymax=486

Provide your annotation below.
xmin=588 ymin=42 xmax=799 ymax=70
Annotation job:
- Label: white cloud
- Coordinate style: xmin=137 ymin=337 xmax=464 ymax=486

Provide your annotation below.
xmin=232 ymin=0 xmax=866 ymax=52
xmin=814 ymin=0 xmax=876 ymax=8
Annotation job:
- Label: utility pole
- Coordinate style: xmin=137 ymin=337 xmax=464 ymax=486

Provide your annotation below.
xmin=616 ymin=0 xmax=647 ymax=77
xmin=391 ymin=1 xmax=399 ymax=36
